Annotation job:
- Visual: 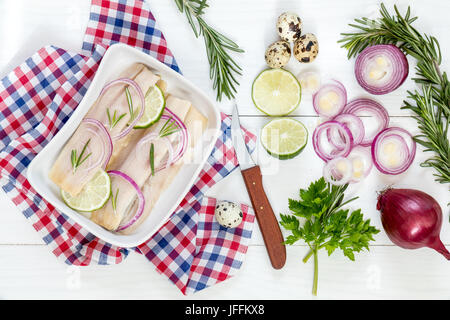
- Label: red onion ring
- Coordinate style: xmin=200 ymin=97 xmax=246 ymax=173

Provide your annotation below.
xmin=98 ymin=78 xmax=145 ymax=140
xmin=328 ymin=113 xmax=365 ymax=148
xmin=347 ymin=145 xmax=373 ymax=182
xmin=371 ymin=127 xmax=416 ymax=175
xmin=343 ymin=98 xmax=389 ymax=147
xmin=355 ymin=44 xmax=409 ymax=95
xmin=138 ymin=135 xmax=174 ymax=173
xmin=164 ymin=108 xmax=189 ymax=164
xmin=312 ymin=80 xmax=347 ymax=118
xmin=80 ymin=118 xmax=113 ymax=171
xmin=107 ymin=170 xmax=146 ymax=231
xmin=323 ymin=156 xmax=353 ymax=186
xmin=312 ymin=121 xmax=354 ymax=162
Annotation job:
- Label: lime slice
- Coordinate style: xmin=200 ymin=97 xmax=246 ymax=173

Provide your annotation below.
xmin=134 ymin=85 xmax=165 ymax=129
xmin=260 ymin=118 xmax=308 ymax=159
xmin=252 ymin=69 xmax=301 ymax=116
xmin=61 ymin=169 xmax=111 ymax=212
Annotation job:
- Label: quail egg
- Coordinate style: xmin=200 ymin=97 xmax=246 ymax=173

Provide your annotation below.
xmin=293 ymin=33 xmax=319 ymax=63
xmin=214 ymin=201 xmax=243 ymax=228
xmin=265 ymin=40 xmax=291 ymax=68
xmin=276 ymin=12 xmax=303 ymax=43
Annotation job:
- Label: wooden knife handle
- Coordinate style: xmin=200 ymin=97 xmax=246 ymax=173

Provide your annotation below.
xmin=241 ymin=166 xmax=286 ymax=269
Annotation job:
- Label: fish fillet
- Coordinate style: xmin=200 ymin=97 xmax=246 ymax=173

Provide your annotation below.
xmin=119 ymin=104 xmax=208 ymax=234
xmin=49 ymin=63 xmax=147 ymax=196
xmin=90 ymin=95 xmax=192 ymax=230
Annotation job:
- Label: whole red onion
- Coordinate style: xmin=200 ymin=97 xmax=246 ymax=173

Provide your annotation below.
xmin=376 ymin=188 xmax=450 ymax=260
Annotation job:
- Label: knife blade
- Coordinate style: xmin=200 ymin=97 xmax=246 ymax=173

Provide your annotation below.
xmin=231 ymin=104 xmax=286 ymax=270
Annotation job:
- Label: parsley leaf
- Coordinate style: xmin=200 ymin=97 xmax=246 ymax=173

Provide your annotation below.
xmin=279 ymin=177 xmax=379 ymax=296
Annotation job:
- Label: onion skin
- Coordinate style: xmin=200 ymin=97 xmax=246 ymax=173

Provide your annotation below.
xmin=376 ymin=188 xmax=450 ymax=260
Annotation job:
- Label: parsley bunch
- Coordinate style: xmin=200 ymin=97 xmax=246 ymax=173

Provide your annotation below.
xmin=280 ymin=178 xmax=379 ymax=295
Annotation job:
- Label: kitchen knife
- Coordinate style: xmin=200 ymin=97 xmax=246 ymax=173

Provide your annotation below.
xmin=231 ymin=104 xmax=286 ymax=270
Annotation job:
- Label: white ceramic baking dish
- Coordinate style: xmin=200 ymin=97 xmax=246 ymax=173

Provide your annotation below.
xmin=27 ymin=43 xmax=220 ymax=248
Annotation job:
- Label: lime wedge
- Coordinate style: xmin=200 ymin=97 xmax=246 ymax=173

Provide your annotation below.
xmin=252 ymin=69 xmax=301 ymax=116
xmin=134 ymin=85 xmax=165 ymax=129
xmin=260 ymin=118 xmax=308 ymax=159
xmin=61 ymin=169 xmax=111 ymax=212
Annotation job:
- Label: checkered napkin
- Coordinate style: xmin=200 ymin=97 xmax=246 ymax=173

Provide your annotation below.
xmin=0 ymin=0 xmax=257 ymax=294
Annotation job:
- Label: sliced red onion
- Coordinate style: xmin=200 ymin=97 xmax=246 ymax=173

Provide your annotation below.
xmin=347 ymin=145 xmax=373 ymax=182
xmin=107 ymin=170 xmax=145 ymax=231
xmin=312 ymin=121 xmax=354 ymax=162
xmin=343 ymin=98 xmax=389 ymax=147
xmin=136 ymin=114 xmax=186 ymax=172
xmin=323 ymin=157 xmax=353 ymax=186
xmin=297 ymin=71 xmax=321 ymax=94
xmin=371 ymin=127 xmax=416 ymax=175
xmin=80 ymin=118 xmax=113 ymax=171
xmin=164 ymin=108 xmax=189 ymax=164
xmin=98 ymin=78 xmax=145 ymax=140
xmin=312 ymin=80 xmax=347 ymax=118
xmin=138 ymin=133 xmax=174 ymax=173
xmin=355 ymin=44 xmax=409 ymax=95
xmin=328 ymin=113 xmax=365 ymax=149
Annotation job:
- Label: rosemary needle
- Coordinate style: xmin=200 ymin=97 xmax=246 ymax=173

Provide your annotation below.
xmin=70 ymin=139 xmax=92 ymax=173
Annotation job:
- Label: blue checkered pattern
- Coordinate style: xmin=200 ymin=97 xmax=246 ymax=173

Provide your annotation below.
xmin=82 ymin=0 xmax=180 ymax=72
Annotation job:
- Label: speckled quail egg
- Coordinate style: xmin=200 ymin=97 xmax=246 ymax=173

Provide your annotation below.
xmin=276 ymin=12 xmax=302 ymax=43
xmin=265 ymin=40 xmax=291 ymax=68
xmin=293 ymin=33 xmax=319 ymax=63
xmin=214 ymin=201 xmax=243 ymax=228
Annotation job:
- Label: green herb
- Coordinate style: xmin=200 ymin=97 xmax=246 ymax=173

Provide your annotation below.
xmin=107 ymin=108 xmax=127 ymax=129
xmin=405 ymin=86 xmax=450 ymax=183
xmin=149 ymin=142 xmax=155 ymax=176
xmin=279 ymin=177 xmax=379 ymax=296
xmin=125 ymin=87 xmax=136 ymax=123
xmin=70 ymin=139 xmax=92 ymax=174
xmin=159 ymin=117 xmax=180 ymax=138
xmin=173 ymin=0 xmax=244 ymax=101
xmin=111 ymin=188 xmax=119 ymax=213
xmin=339 ymin=3 xmax=450 ymax=185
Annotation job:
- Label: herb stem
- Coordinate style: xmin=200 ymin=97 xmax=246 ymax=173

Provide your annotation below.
xmin=174 ymin=0 xmax=243 ymax=101
xmin=303 ymin=247 xmax=314 ymax=264
xmin=312 ymin=247 xmax=319 ymax=296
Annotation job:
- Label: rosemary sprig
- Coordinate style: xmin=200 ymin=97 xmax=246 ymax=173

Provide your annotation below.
xmin=404 ymin=86 xmax=450 ymax=183
xmin=111 ymin=188 xmax=119 ymax=213
xmin=149 ymin=142 xmax=155 ymax=176
xmin=339 ymin=3 xmax=450 ymax=185
xmin=125 ymin=87 xmax=136 ymax=123
xmin=159 ymin=117 xmax=180 ymax=138
xmin=107 ymin=108 xmax=127 ymax=129
xmin=70 ymin=139 xmax=92 ymax=173
xmin=173 ymin=0 xmax=243 ymax=101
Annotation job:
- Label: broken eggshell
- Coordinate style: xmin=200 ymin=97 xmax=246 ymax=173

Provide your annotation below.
xmin=214 ymin=201 xmax=243 ymax=228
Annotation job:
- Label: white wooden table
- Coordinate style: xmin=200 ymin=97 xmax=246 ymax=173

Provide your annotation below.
xmin=0 ymin=0 xmax=449 ymax=300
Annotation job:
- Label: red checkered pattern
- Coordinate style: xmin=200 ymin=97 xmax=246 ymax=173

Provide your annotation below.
xmin=138 ymin=197 xmax=255 ymax=295
xmin=82 ymin=0 xmax=179 ymax=72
